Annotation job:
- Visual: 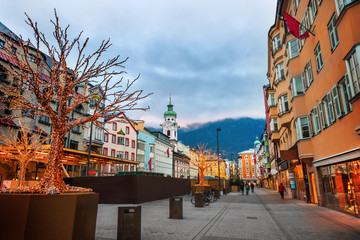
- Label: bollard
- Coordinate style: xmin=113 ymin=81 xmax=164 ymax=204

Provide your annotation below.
xmin=195 ymin=192 xmax=204 ymax=207
xmin=169 ymin=196 xmax=183 ymax=219
xmin=117 ymin=206 xmax=141 ymax=240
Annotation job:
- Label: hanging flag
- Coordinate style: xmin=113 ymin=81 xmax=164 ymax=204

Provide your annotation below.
xmin=166 ymin=148 xmax=170 ymax=158
xmin=148 ymin=158 xmax=152 ymax=171
xmin=283 ymin=11 xmax=309 ymax=39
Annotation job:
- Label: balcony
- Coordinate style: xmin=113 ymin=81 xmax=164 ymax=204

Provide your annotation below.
xmin=268 ymin=105 xmax=278 ymax=117
xmin=279 ymin=108 xmax=292 ymax=128
xmin=270 ymin=130 xmax=280 ymax=143
xmin=297 ymin=139 xmax=313 ymax=162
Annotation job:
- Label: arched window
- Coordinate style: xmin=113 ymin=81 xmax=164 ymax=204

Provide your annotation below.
xmin=167 ymin=130 xmax=170 ymax=136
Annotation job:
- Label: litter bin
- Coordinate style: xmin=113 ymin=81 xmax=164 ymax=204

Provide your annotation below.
xmin=169 ymin=196 xmax=183 ymax=219
xmin=117 ymin=206 xmax=141 ymax=240
xmin=195 ymin=192 xmax=204 ymax=207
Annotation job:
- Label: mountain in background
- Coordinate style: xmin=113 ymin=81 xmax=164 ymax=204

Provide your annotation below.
xmin=150 ymin=117 xmax=266 ymax=160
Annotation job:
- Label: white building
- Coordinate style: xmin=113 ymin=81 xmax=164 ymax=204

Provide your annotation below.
xmin=151 ymin=131 xmax=174 ymax=177
xmin=102 ymin=112 xmax=137 ymax=174
xmin=160 ymin=98 xmax=179 ymax=152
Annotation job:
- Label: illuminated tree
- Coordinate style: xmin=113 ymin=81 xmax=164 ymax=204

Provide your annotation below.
xmin=190 ymin=144 xmax=215 ymax=186
xmin=0 ymin=120 xmax=48 ymax=189
xmin=0 ymin=10 xmax=150 ymax=193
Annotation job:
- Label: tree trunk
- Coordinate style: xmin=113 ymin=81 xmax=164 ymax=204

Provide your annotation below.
xmin=18 ymin=161 xmax=26 ymax=188
xmin=199 ymin=168 xmax=205 ymax=186
xmin=36 ymin=129 xmax=66 ymax=194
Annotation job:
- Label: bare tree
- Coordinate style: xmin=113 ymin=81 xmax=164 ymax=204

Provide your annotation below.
xmin=0 ymin=10 xmax=151 ymax=193
xmin=190 ymin=144 xmax=215 ymax=186
xmin=0 ymin=120 xmax=48 ymax=190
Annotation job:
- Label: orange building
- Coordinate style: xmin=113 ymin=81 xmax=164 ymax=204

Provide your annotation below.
xmin=238 ymin=149 xmax=257 ymax=180
xmin=266 ymin=0 xmax=360 ymax=217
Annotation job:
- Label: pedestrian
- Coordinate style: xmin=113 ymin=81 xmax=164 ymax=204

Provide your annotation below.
xmin=245 ymin=181 xmax=250 ymax=195
xmin=240 ymin=181 xmax=245 ymax=195
xmin=250 ymin=182 xmax=255 ymax=194
xmin=278 ymin=183 xmax=286 ymax=199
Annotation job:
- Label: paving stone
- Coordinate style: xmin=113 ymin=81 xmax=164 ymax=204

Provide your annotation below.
xmin=95 ymin=188 xmax=360 ymax=240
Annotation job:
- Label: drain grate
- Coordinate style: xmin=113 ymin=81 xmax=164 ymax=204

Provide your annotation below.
xmin=246 ymin=216 xmax=258 ymax=219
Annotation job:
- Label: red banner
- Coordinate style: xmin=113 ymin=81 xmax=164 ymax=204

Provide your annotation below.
xmin=283 ymin=11 xmax=309 ymax=39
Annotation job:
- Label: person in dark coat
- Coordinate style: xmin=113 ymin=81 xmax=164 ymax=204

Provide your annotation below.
xmin=250 ymin=182 xmax=255 ymax=194
xmin=240 ymin=181 xmax=245 ymax=195
xmin=278 ymin=183 xmax=286 ymax=199
xmin=245 ymin=182 xmax=250 ymax=195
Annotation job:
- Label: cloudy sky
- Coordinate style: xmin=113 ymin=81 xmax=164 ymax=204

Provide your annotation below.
xmin=1 ymin=0 xmax=277 ymax=128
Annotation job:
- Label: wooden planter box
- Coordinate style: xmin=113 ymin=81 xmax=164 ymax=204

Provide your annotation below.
xmin=0 ymin=192 xmax=98 ymax=240
xmin=231 ymin=185 xmax=240 ymax=192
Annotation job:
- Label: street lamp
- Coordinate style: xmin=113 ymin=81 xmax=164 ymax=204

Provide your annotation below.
xmin=84 ymin=113 xmax=93 ymax=176
xmin=217 ymin=128 xmax=221 ymax=194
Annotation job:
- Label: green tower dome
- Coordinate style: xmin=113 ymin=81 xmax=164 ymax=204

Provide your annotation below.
xmin=254 ymin=136 xmax=261 ymax=146
xmin=164 ymin=98 xmax=177 ymax=118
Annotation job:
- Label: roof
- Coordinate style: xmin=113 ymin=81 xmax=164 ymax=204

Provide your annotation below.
xmin=0 ymin=117 xmax=17 ymax=127
xmin=33 ymin=126 xmax=48 ymax=136
xmin=0 ymin=22 xmax=19 ymax=41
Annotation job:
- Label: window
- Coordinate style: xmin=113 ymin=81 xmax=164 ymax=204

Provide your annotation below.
xmin=272 ymin=34 xmax=281 ymax=52
xmin=112 ymin=134 xmax=116 ymax=143
xmin=0 ymin=40 xmax=4 ymax=49
xmin=0 ymin=66 xmax=9 ymax=83
xmin=279 ymin=95 xmax=289 ymax=114
xmin=116 ymin=151 xmax=124 ymax=159
xmin=305 ymin=60 xmax=313 ymax=87
xmin=126 ymin=126 xmax=130 ymax=134
xmin=335 ymin=0 xmax=356 ymax=14
xmin=305 ymin=8 xmax=310 ymax=29
xmin=268 ymin=93 xmax=276 ymax=107
xmin=131 ymin=140 xmax=135 ymax=148
xmin=138 ymin=141 xmax=146 ymax=151
xmin=28 ymin=54 xmax=36 ymax=63
xmin=11 ymin=47 xmax=16 ymax=55
xmin=339 ymin=74 xmax=352 ymax=115
xmin=131 ymin=153 xmax=135 ymax=161
xmin=312 ymin=107 xmax=321 ymax=134
xmin=328 ymin=14 xmax=339 ymax=51
xmin=72 ymin=126 xmax=81 ymax=134
xmin=125 ymin=138 xmax=129 ymax=146
xmin=291 ymin=75 xmax=304 ymax=97
xmin=318 ymin=0 xmax=322 ymax=5
xmin=39 ymin=115 xmax=50 ymax=124
xmin=318 ymin=102 xmax=326 ymax=129
xmin=323 ymin=92 xmax=336 ymax=126
xmin=300 ymin=19 xmax=306 ymax=47
xmin=167 ymin=130 xmax=170 ymax=136
xmin=314 ymin=43 xmax=323 ymax=72
xmin=117 ymin=136 xmax=124 ymax=145
xmin=275 ymin=62 xmax=285 ymax=82
xmin=346 ymin=47 xmax=360 ymax=96
xmin=287 ymin=39 xmax=299 ymax=60
xmin=103 ymin=148 xmax=108 ymax=156
xmin=309 ymin=0 xmax=317 ymax=24
xmin=293 ymin=0 xmax=298 ymax=14
xmin=308 ymin=114 xmax=314 ymax=137
xmin=69 ymin=140 xmax=79 ymax=150
xmin=125 ymin=152 xmax=129 ymax=160
xmin=112 ymin=122 xmax=117 ymax=131
xmin=332 ymin=86 xmax=342 ymax=118
xmin=104 ymin=133 xmax=109 ymax=142
xmin=111 ymin=149 xmax=115 ymax=157
xmin=270 ymin=118 xmax=279 ymax=132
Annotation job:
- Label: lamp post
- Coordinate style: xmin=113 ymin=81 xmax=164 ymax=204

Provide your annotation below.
xmin=84 ymin=113 xmax=93 ymax=176
xmin=216 ymin=128 xmax=221 ymax=193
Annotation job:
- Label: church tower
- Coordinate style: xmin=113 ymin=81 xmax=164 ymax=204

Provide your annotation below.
xmin=161 ymin=97 xmax=179 ymax=144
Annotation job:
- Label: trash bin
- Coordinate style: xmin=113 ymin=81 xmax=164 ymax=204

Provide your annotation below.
xmin=169 ymin=196 xmax=183 ymax=219
xmin=195 ymin=192 xmax=204 ymax=207
xmin=117 ymin=206 xmax=141 ymax=240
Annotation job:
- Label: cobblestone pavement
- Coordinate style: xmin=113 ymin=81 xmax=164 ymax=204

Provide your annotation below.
xmin=95 ymin=188 xmax=360 ymax=240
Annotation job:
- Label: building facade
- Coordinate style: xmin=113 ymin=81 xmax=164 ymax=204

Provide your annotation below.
xmin=266 ymin=0 xmax=360 ymax=217
xmin=102 ymin=112 xmax=137 ymax=173
xmin=238 ymin=149 xmax=257 ymax=180
xmin=151 ymin=131 xmax=174 ymax=176
xmin=133 ymin=121 xmax=155 ymax=171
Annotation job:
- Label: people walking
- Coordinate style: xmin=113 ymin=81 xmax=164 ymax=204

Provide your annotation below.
xmin=240 ymin=181 xmax=245 ymax=195
xmin=245 ymin=181 xmax=250 ymax=195
xmin=250 ymin=182 xmax=255 ymax=194
xmin=278 ymin=183 xmax=286 ymax=199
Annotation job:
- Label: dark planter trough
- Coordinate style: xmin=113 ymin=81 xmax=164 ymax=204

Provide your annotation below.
xmin=0 ymin=192 xmax=99 ymax=240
